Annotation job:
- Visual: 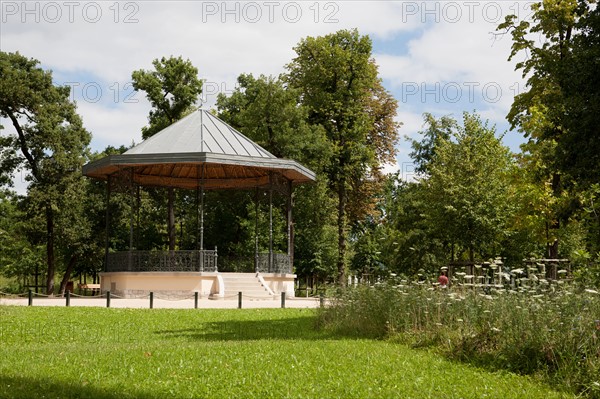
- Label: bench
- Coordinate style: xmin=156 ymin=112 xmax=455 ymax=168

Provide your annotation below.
xmin=78 ymin=283 xmax=101 ymax=296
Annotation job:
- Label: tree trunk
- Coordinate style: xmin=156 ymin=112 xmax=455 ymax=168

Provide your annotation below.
xmin=59 ymin=255 xmax=78 ymax=295
xmin=548 ymin=173 xmax=561 ymax=258
xmin=337 ymin=183 xmax=347 ymax=286
xmin=548 ymin=240 xmax=559 ymax=259
xmin=168 ymin=187 xmax=176 ymax=250
xmin=45 ymin=203 xmax=55 ymax=296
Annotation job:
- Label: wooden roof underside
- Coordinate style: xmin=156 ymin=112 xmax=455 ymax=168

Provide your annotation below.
xmin=83 ymin=153 xmax=315 ymax=190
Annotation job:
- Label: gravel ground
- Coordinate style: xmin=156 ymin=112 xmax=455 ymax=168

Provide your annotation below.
xmin=0 ymin=295 xmax=322 ymax=309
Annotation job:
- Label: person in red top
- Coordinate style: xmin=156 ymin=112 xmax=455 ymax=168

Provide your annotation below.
xmin=438 ymin=270 xmax=449 ymax=288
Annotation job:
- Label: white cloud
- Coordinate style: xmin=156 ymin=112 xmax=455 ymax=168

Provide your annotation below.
xmin=1 ymin=0 xmax=527 ymax=171
xmin=373 ymin=2 xmax=525 ymax=127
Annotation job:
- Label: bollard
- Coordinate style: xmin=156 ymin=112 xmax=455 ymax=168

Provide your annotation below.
xmin=238 ymin=291 xmax=242 ymax=309
xmin=150 ymin=292 xmax=154 ymax=309
xmin=66 ymin=290 xmax=70 ymax=307
xmin=194 ymin=292 xmax=199 ymax=309
xmin=281 ymin=292 xmax=286 ymax=309
xmin=320 ymin=293 xmax=324 ymax=308
xmin=28 ymin=290 xmax=33 ymax=306
xmin=106 ymin=291 xmax=111 ymax=308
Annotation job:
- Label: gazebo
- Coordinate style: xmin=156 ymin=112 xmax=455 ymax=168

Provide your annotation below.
xmin=83 ymin=109 xmax=315 ymax=299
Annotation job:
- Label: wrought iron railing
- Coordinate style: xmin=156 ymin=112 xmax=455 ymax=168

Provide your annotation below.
xmin=106 ymin=250 xmax=218 ymax=272
xmin=257 ymin=253 xmax=292 ymax=274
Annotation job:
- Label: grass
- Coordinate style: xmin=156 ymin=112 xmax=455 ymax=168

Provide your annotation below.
xmin=317 ymin=283 xmax=600 ymax=398
xmin=0 ymin=306 xmax=574 ymax=399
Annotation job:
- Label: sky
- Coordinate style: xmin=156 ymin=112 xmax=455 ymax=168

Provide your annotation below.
xmin=1 ymin=1 xmax=532 ymax=191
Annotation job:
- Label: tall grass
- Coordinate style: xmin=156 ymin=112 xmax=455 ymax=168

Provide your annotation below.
xmin=317 ymin=283 xmax=600 ymax=398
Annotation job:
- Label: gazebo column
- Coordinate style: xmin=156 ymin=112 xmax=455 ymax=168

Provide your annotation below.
xmin=168 ymin=187 xmax=176 ymax=251
xmin=128 ymin=169 xmax=135 ymax=271
xmin=128 ymin=172 xmax=134 ymax=250
xmin=254 ymin=188 xmax=259 ymax=273
xmin=269 ymin=174 xmax=274 ymax=273
xmin=200 ymin=177 xmax=204 ymax=252
xmin=136 ymin=185 xmax=140 ymax=250
xmin=200 ymin=167 xmax=205 ymax=270
xmin=104 ymin=175 xmax=112 ymax=273
xmin=196 ymin=164 xmax=206 ymax=271
xmin=287 ymin=179 xmax=294 ymax=271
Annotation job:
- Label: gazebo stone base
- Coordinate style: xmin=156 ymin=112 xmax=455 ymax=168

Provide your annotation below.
xmin=99 ymin=271 xmax=297 ymax=299
xmin=261 ymin=273 xmax=297 ymax=297
xmin=99 ymin=272 xmax=224 ymax=299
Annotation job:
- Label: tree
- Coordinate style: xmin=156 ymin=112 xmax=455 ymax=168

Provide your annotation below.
xmin=216 ymin=73 xmax=330 ymax=168
xmin=408 ymin=113 xmax=456 ymax=176
xmin=131 ymin=56 xmax=203 ymax=250
xmin=497 ymin=0 xmax=599 ymax=257
xmin=414 ymin=112 xmax=515 ymax=262
xmin=216 ymin=73 xmax=337 ymax=280
xmin=132 ymin=56 xmax=204 ymax=139
xmin=557 ymin=5 xmax=600 ymax=186
xmin=0 ymin=189 xmax=44 ymax=288
xmin=286 ymin=29 xmax=400 ymax=285
xmin=0 ymin=51 xmax=91 ymax=294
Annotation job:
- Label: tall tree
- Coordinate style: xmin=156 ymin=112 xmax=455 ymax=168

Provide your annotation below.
xmin=0 ymin=51 xmax=91 ymax=294
xmin=0 ymin=189 xmax=44 ymax=286
xmin=216 ymin=73 xmax=336 ymax=280
xmin=216 ymin=73 xmax=330 ymax=166
xmin=414 ymin=112 xmax=515 ymax=262
xmin=497 ymin=0 xmax=598 ymax=257
xmin=131 ymin=56 xmax=203 ymax=250
xmin=409 ymin=113 xmax=456 ymax=176
xmin=286 ymin=29 xmax=400 ymax=284
xmin=558 ymin=5 xmax=600 ymax=186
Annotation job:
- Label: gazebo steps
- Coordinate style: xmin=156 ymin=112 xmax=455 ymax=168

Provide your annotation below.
xmin=219 ymin=273 xmax=275 ymax=300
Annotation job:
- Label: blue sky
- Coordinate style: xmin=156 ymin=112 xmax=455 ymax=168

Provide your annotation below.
xmin=1 ymin=1 xmax=531 ymax=189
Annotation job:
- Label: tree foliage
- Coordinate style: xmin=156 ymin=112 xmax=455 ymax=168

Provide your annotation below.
xmin=422 ymin=112 xmax=515 ymax=261
xmin=131 ymin=56 xmax=204 ymax=251
xmin=286 ymin=29 xmax=399 ymax=284
xmin=497 ymin=0 xmax=599 ymax=186
xmin=216 ymin=73 xmax=337 ymax=277
xmin=498 ymin=0 xmax=599 ymax=259
xmin=132 ymin=56 xmax=203 ymax=139
xmin=0 ymin=51 xmax=91 ymax=294
xmin=0 ymin=190 xmax=43 ymax=284
xmin=372 ymin=113 xmax=517 ymax=275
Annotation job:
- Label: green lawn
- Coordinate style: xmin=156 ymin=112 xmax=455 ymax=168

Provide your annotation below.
xmin=0 ymin=307 xmax=573 ymax=399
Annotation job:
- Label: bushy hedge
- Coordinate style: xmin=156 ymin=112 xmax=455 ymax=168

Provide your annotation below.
xmin=317 ymin=283 xmax=600 ymax=397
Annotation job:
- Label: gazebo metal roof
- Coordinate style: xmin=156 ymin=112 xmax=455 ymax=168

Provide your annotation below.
xmin=83 ymin=109 xmax=316 ymax=190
